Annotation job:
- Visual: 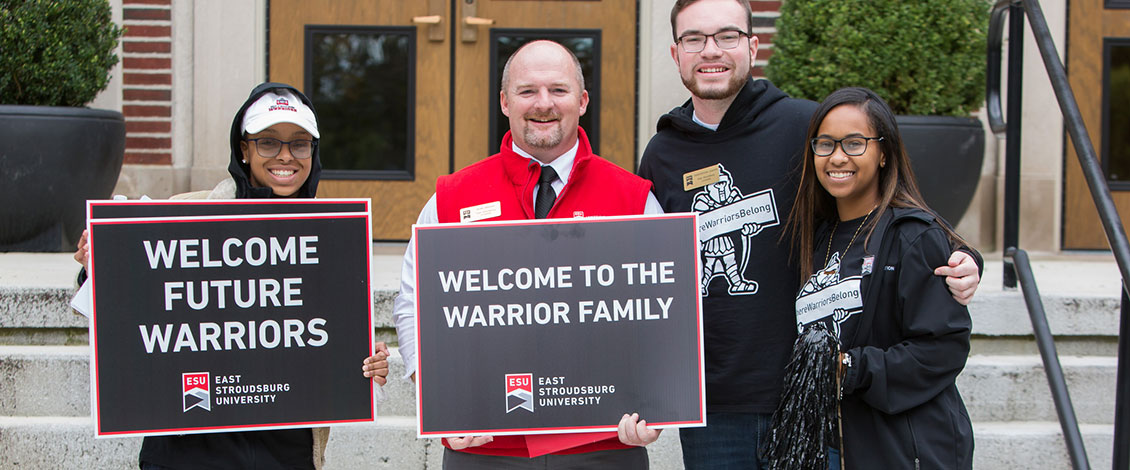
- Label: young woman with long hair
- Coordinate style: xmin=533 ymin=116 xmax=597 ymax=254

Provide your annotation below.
xmin=782 ymin=87 xmax=976 ymax=469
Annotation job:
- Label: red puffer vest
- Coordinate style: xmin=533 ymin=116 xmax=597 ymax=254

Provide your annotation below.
xmin=437 ymin=128 xmax=651 ymax=224
xmin=434 ymin=128 xmax=650 ymax=457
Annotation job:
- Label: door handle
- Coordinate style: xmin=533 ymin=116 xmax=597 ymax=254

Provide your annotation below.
xmin=464 ymin=16 xmax=494 ymax=26
xmin=461 ymin=0 xmax=492 ymax=43
xmin=413 ymin=0 xmax=445 ymax=42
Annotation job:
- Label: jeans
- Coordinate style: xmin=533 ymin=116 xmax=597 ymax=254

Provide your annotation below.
xmin=827 ymin=447 xmax=842 ymax=470
xmin=679 ymin=412 xmax=771 ymax=470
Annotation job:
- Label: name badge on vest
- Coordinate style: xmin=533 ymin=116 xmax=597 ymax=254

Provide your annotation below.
xmin=861 ymin=255 xmax=875 ymax=276
xmin=683 ymin=165 xmax=721 ymax=191
xmin=459 ymin=201 xmax=502 ymax=223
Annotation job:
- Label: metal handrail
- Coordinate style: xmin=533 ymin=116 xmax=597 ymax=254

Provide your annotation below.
xmin=987 ymin=1 xmax=1130 ymax=469
xmin=987 ymin=0 xmax=1130 ymax=289
xmin=985 ymin=2 xmax=1009 ymax=135
xmin=1006 ymin=248 xmax=1090 ymax=469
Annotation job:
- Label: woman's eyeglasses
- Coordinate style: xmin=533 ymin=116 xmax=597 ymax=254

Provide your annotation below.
xmin=811 ymin=136 xmax=883 ymax=157
xmin=243 ymin=138 xmax=316 ymax=159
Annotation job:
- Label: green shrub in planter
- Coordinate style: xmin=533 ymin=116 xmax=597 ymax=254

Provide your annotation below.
xmin=0 ymin=0 xmax=124 ymax=106
xmin=0 ymin=0 xmax=125 ymax=251
xmin=767 ymin=0 xmax=988 ymax=116
xmin=768 ymin=0 xmax=990 ymax=225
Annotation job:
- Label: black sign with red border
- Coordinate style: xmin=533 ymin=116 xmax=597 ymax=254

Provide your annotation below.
xmin=86 ymin=199 xmax=374 ymax=437
xmin=414 ymin=214 xmax=705 ymax=437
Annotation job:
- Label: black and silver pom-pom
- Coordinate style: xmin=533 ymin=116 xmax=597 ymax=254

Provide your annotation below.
xmin=760 ymin=322 xmax=842 ymax=470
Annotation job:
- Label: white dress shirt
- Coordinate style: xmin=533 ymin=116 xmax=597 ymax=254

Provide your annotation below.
xmin=392 ymin=140 xmax=664 ymax=378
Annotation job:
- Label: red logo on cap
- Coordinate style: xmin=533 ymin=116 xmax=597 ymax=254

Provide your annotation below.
xmin=268 ymin=97 xmax=298 ymax=113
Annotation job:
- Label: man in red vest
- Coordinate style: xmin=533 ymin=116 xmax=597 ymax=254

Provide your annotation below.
xmin=366 ymin=40 xmax=666 ymax=469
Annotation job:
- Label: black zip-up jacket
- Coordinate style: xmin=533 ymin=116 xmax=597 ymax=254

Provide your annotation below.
xmin=139 ymin=82 xmax=322 ymax=470
xmin=838 ymin=207 xmax=976 ymax=469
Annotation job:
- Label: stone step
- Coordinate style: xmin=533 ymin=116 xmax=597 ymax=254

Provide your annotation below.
xmin=0 ymin=415 xmax=683 ymax=470
xmin=2 ymin=345 xmax=1119 ymax=425
xmin=973 ymin=421 xmax=1114 ymax=469
xmin=1 ymin=287 xmax=1122 ymax=345
xmin=0 ymin=251 xmax=404 ymax=340
xmin=0 ymin=345 xmax=418 ymax=419
xmin=970 ymin=335 xmax=1119 ymax=357
xmin=0 ymin=416 xmax=1114 ymax=469
xmin=958 ymin=355 xmax=1117 ymax=425
xmin=970 ymin=293 xmax=1121 ymax=353
xmin=0 ymin=286 xmax=402 ymax=345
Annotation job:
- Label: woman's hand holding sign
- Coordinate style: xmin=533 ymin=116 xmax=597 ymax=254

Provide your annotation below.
xmin=361 ymin=342 xmax=391 ymax=385
xmin=74 ymin=229 xmax=90 ymax=270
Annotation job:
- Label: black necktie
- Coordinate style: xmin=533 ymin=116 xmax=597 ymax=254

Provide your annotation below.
xmin=534 ymin=166 xmax=558 ymax=219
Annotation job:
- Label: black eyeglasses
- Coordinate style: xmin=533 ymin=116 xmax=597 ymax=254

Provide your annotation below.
xmin=811 ymin=136 xmax=883 ymax=157
xmin=243 ymin=137 xmax=316 ymax=159
xmin=677 ymin=30 xmax=750 ymax=53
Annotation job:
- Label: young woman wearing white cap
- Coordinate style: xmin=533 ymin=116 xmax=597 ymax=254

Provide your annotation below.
xmin=171 ymin=82 xmax=324 ymax=200
xmin=73 ymin=82 xmax=390 ymax=470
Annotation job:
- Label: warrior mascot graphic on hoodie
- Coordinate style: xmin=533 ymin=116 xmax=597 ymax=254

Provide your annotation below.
xmin=692 ymin=164 xmax=780 ymax=296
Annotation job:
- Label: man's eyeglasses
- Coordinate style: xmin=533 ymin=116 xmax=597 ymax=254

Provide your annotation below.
xmin=811 ymin=136 xmax=884 ymax=157
xmin=677 ymin=30 xmax=750 ymax=53
xmin=244 ymin=137 xmax=316 ymax=159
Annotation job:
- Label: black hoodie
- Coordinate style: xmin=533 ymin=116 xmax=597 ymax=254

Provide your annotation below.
xmin=138 ymin=83 xmax=321 ymax=470
xmin=638 ymin=78 xmax=817 ymax=413
xmin=227 ymin=82 xmax=322 ymax=199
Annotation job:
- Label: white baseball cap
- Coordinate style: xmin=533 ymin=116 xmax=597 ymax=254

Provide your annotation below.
xmin=241 ymin=90 xmax=320 ymax=138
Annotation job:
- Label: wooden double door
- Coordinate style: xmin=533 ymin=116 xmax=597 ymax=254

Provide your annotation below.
xmin=269 ymin=0 xmax=637 ymax=240
xmin=1064 ymin=0 xmax=1130 ymax=249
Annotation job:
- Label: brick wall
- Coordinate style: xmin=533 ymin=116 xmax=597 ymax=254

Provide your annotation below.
xmin=121 ymin=0 xmax=173 ymax=165
xmin=749 ymin=0 xmax=781 ymax=78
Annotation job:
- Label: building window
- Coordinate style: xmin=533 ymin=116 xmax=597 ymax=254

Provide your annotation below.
xmin=1104 ymin=39 xmax=1130 ymax=185
xmin=489 ymin=30 xmax=601 ymax=156
xmin=305 ymin=26 xmax=416 ymax=180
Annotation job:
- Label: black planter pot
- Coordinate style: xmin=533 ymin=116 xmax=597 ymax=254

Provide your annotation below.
xmin=0 ymin=105 xmax=125 ymax=252
xmin=895 ymin=115 xmax=985 ymax=226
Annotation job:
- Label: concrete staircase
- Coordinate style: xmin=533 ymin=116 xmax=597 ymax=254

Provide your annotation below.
xmin=0 ymin=252 xmax=1121 ymax=469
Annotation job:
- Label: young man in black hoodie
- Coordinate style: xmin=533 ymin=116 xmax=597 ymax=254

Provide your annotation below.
xmin=636 ymin=1 xmax=982 ymax=468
